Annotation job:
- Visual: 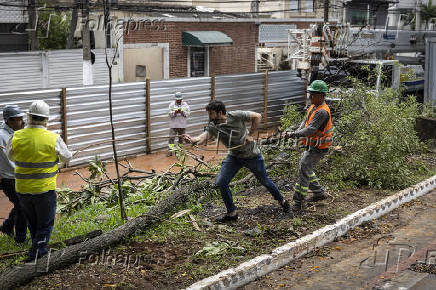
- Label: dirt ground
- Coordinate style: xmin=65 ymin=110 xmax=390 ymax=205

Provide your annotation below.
xmin=24 ymin=175 xmax=395 ymax=289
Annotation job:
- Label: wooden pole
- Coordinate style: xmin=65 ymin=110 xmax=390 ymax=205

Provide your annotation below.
xmin=264 ymin=70 xmax=268 ymax=130
xmin=211 ymin=74 xmax=215 ymax=101
xmin=60 ymin=88 xmax=69 ymax=167
xmin=61 ymin=88 xmax=68 ymax=145
xmin=146 ymin=78 xmax=151 ymax=153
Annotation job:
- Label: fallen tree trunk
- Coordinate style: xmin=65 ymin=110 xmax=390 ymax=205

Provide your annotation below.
xmin=0 ymin=180 xmax=213 ymax=289
xmin=0 ymin=230 xmax=103 ymax=261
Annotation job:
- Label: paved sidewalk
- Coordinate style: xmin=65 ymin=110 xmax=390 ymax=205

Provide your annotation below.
xmin=244 ymin=190 xmax=436 ymax=289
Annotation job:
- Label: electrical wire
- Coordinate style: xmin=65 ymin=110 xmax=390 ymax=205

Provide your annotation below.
xmin=0 ymin=0 xmax=418 ymax=15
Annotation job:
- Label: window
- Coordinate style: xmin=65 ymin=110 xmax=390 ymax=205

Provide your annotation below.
xmin=290 ymin=0 xmax=299 ymax=11
xmin=304 ymin=0 xmax=314 ymax=12
xmin=189 ymin=47 xmax=208 ymax=77
xmin=289 ymin=0 xmax=314 ymax=12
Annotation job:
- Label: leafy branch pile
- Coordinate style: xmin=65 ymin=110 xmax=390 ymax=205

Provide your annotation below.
xmin=329 ymin=77 xmax=425 ymax=189
xmin=281 ymin=73 xmax=427 ymax=190
xmin=57 ymin=145 xmax=215 ymax=215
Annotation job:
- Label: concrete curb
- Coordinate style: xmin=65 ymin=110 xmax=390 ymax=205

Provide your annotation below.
xmin=186 ymin=175 xmax=436 ymax=290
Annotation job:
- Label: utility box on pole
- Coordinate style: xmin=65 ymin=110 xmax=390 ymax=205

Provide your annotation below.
xmin=424 ymin=38 xmax=436 ymax=106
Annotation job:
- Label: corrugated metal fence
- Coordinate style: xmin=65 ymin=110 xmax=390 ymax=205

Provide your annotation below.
xmin=0 ymin=71 xmax=304 ymax=167
xmin=0 ymin=49 xmax=116 ymax=93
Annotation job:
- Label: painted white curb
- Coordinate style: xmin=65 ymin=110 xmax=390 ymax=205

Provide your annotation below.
xmin=186 ymin=175 xmax=436 ymax=290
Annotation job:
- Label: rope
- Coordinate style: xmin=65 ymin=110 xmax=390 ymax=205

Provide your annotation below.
xmin=71 ymin=135 xmax=274 ymax=156
xmin=3 ymin=134 xmax=283 ymax=157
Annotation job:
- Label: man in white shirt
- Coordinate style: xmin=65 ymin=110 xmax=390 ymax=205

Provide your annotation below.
xmin=168 ymin=92 xmax=190 ymax=156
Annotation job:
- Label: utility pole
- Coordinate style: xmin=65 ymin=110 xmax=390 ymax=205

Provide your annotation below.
xmin=81 ymin=0 xmax=93 ymax=85
xmin=324 ymin=0 xmax=329 ymax=23
xmin=28 ymin=0 xmax=39 ymax=50
xmin=366 ymin=3 xmax=370 ymax=27
xmin=416 ymin=0 xmax=422 ymax=31
xmin=67 ymin=0 xmax=79 ymax=49
xmin=251 ymin=0 xmax=259 ymax=16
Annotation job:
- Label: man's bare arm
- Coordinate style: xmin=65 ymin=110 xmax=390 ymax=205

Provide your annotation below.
xmin=248 ymin=112 xmax=262 ymax=137
xmin=182 ymin=131 xmax=209 ymax=145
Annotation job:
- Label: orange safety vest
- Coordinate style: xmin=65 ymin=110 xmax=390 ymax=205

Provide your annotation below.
xmin=300 ymin=103 xmax=333 ymax=150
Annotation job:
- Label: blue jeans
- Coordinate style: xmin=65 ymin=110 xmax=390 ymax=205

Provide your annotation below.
xmin=1 ymin=179 xmax=27 ymax=243
xmin=216 ymin=154 xmax=284 ymax=214
xmin=19 ymin=190 xmax=57 ymax=259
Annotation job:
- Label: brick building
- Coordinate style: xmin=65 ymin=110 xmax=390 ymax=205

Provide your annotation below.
xmin=112 ymin=5 xmax=323 ymax=81
xmin=123 ymin=19 xmax=259 ymax=79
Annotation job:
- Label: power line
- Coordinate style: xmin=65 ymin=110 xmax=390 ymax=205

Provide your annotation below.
xmin=0 ymin=1 xmax=426 ymax=16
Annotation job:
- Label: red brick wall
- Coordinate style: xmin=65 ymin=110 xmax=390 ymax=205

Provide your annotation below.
xmin=124 ymin=21 xmax=258 ymax=78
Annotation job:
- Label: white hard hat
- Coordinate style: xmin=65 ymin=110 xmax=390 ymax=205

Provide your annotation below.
xmin=28 ymin=100 xmax=50 ymax=118
xmin=175 ymin=92 xmax=183 ymax=100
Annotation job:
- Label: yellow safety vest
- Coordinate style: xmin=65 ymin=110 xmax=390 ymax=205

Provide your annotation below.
xmin=11 ymin=128 xmax=59 ymax=194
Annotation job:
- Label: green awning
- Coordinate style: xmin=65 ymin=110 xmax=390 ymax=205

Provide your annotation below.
xmin=182 ymin=31 xmax=233 ymax=46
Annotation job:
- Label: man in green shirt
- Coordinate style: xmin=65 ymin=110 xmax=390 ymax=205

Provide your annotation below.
xmin=183 ymin=101 xmax=291 ymax=222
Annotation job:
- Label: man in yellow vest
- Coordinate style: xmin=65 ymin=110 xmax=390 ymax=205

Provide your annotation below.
xmin=7 ymin=100 xmax=72 ymax=262
xmin=286 ymin=80 xmax=332 ymax=212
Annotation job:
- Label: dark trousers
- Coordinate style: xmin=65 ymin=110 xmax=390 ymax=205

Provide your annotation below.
xmin=19 ymin=190 xmax=56 ymax=259
xmin=168 ymin=128 xmax=186 ymax=147
xmin=1 ymin=178 xmax=27 ymax=243
xmin=216 ymin=154 xmax=284 ymax=214
xmin=294 ymin=149 xmax=327 ymax=204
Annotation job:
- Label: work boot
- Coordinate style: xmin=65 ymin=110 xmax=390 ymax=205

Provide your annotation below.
xmin=307 ymin=194 xmax=327 ymax=203
xmin=292 ymin=191 xmax=306 ymax=213
xmin=280 ymin=199 xmax=291 ymax=213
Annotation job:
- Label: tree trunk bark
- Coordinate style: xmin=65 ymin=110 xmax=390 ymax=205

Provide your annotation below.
xmin=0 ymin=180 xmax=213 ymax=289
xmin=67 ymin=1 xmax=79 ymax=49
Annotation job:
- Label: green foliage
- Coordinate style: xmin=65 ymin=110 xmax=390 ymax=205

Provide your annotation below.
xmin=419 ymin=103 xmax=436 ymax=119
xmin=326 ymin=76 xmax=424 ymax=189
xmin=280 ymin=103 xmax=303 ymax=130
xmin=38 ymin=7 xmax=70 ymax=50
xmin=169 ymin=144 xmax=187 ymax=169
xmin=195 ymin=241 xmax=245 ymax=258
xmin=88 ymin=156 xmax=107 ymax=180
xmin=421 ymin=0 xmax=436 ymax=23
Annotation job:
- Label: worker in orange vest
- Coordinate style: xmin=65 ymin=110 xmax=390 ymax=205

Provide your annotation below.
xmin=286 ymin=80 xmax=333 ymax=212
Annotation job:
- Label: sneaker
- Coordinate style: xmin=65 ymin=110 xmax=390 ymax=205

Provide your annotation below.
xmin=215 ymin=213 xmax=238 ymax=223
xmin=280 ymin=199 xmax=291 ymax=213
xmin=307 ymin=194 xmax=327 ymax=203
